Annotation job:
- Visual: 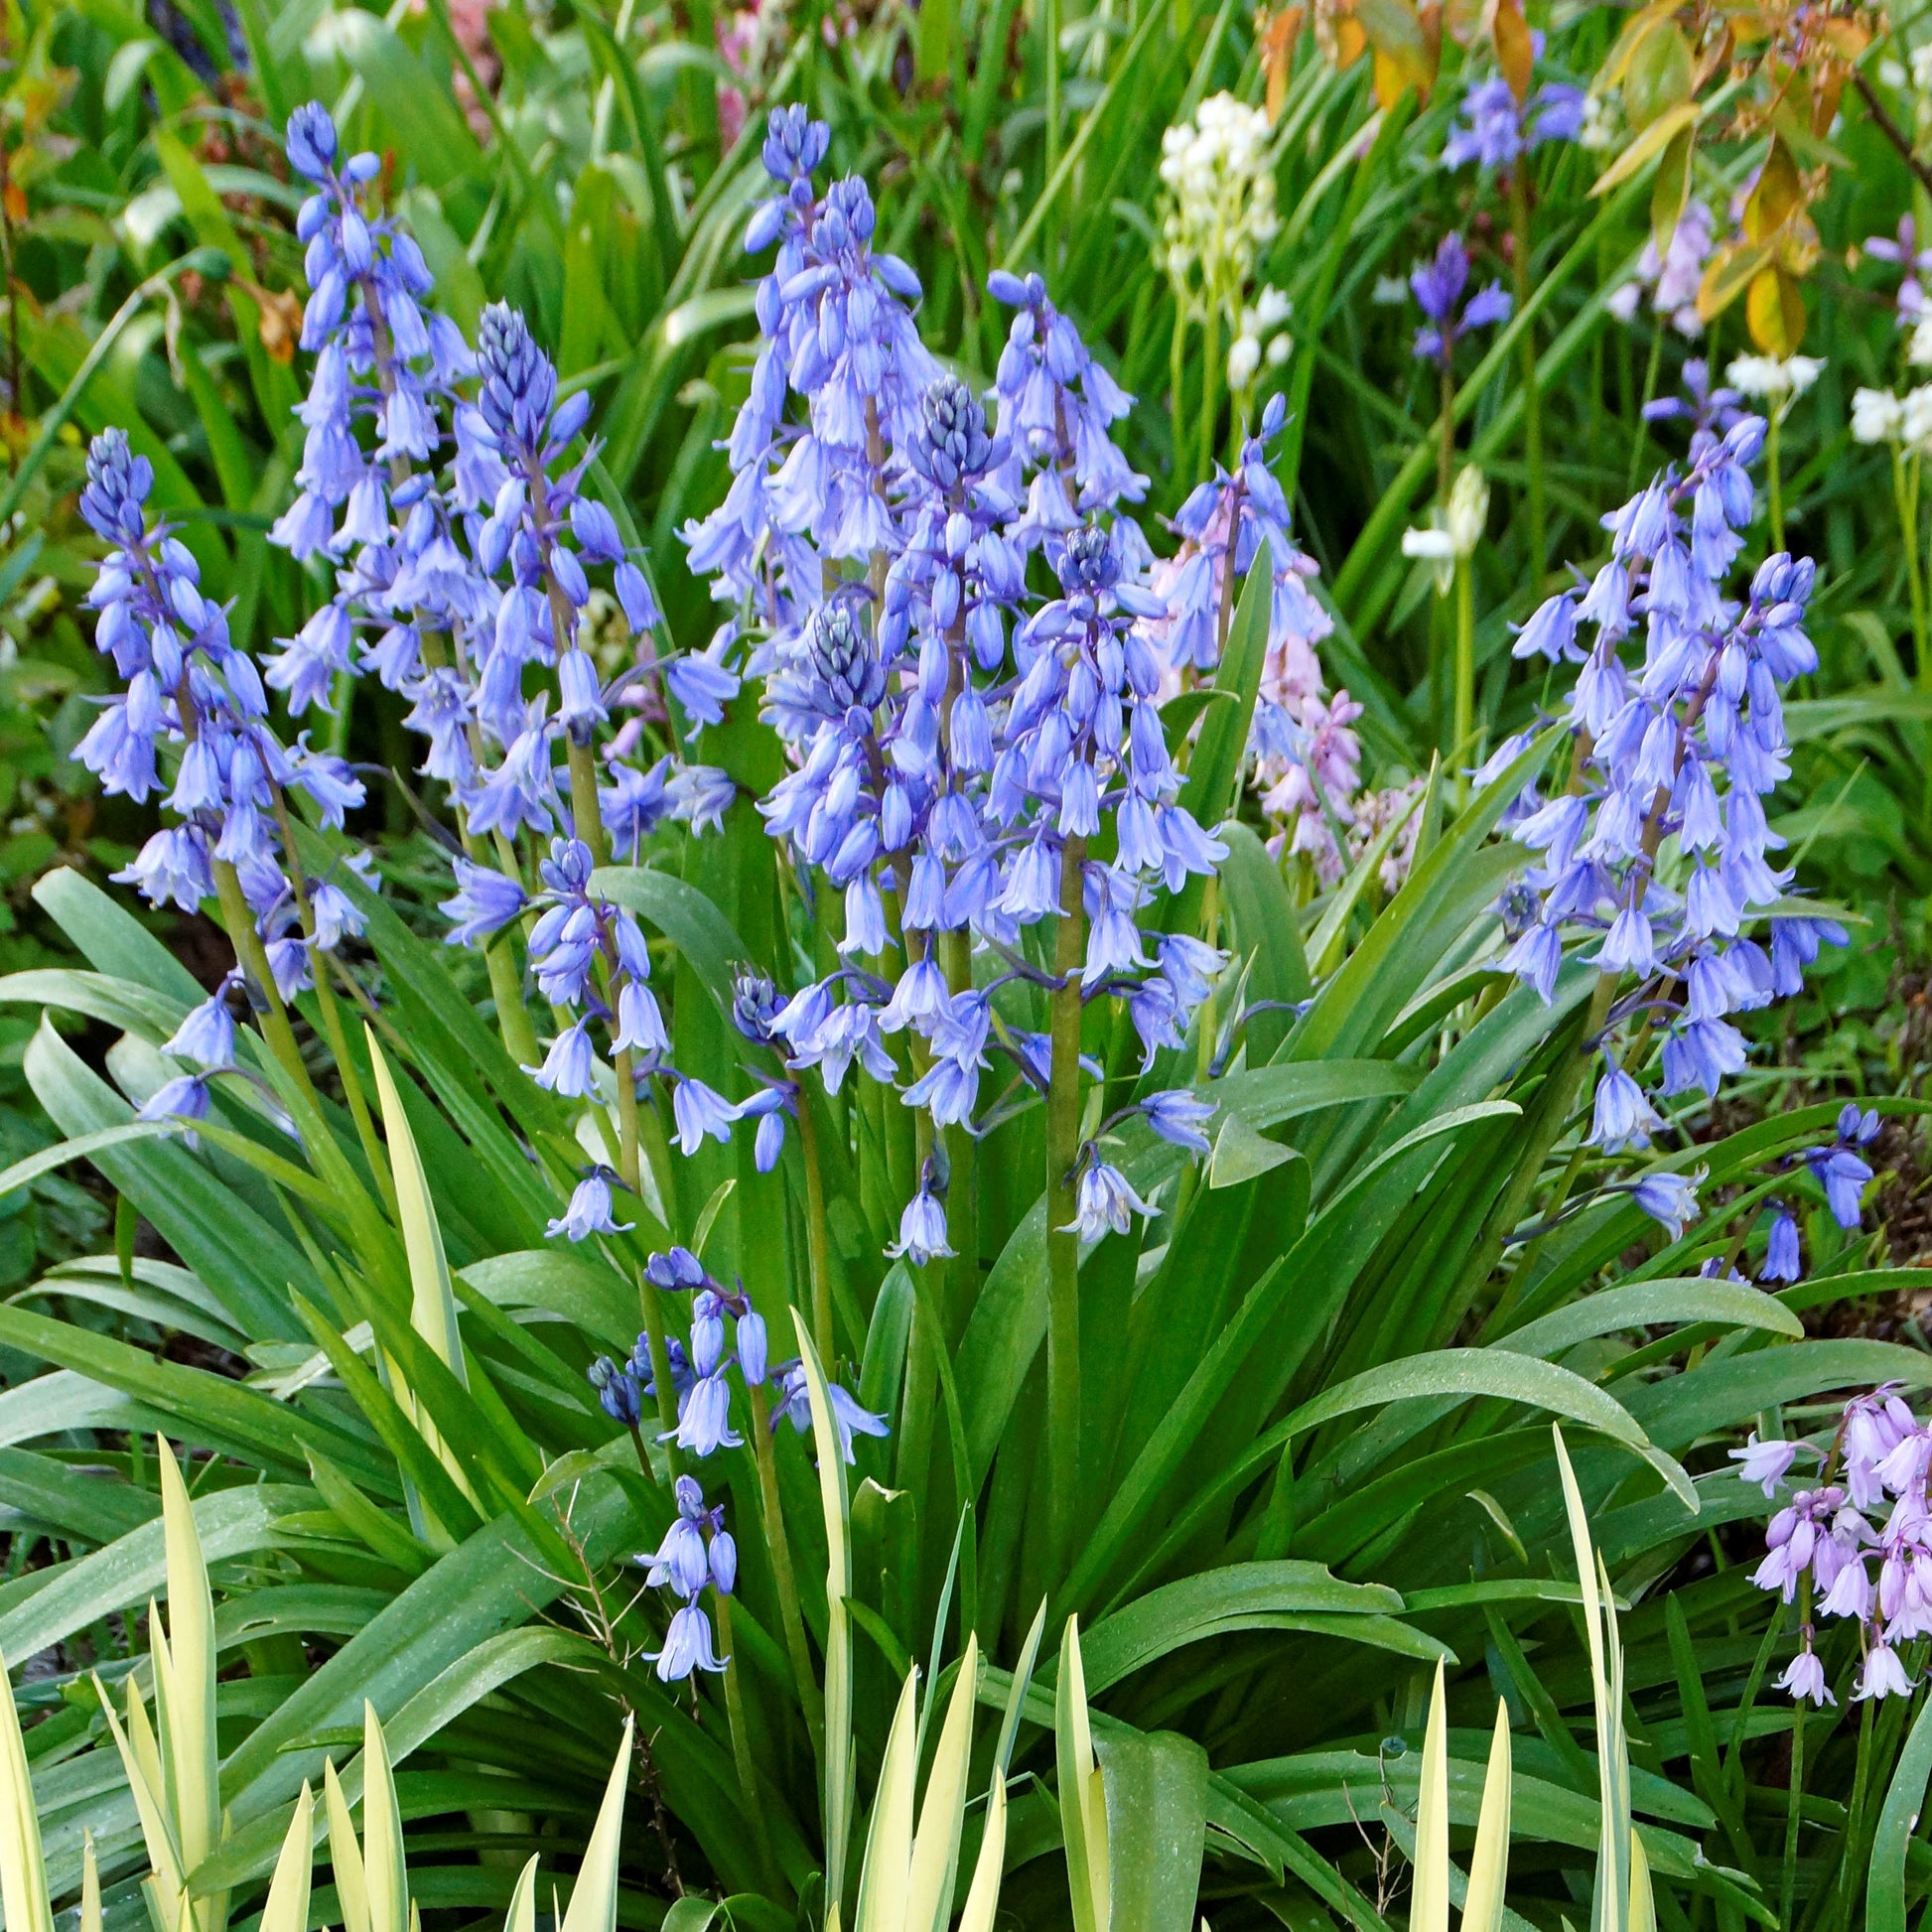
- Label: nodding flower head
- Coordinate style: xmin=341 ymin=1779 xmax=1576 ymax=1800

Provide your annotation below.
xmin=912 ymin=374 xmax=995 ymax=490
xmin=477 ymin=302 xmax=557 ymax=452
xmin=732 ymin=970 xmax=785 ymax=1045
xmin=800 ymin=601 xmax=885 ymax=713
xmin=80 ymin=429 xmax=153 ymax=546
xmin=1056 ymin=523 xmax=1121 ymax=598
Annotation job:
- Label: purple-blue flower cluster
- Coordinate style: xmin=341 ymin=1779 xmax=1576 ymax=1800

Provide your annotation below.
xmin=1502 ymin=417 xmax=1847 ymax=1227
xmin=77 ymin=429 xmax=366 ymax=1004
xmin=678 ymin=106 xmax=1239 ymax=1238
xmin=1442 ymin=72 xmax=1586 ymax=173
xmin=1411 ymin=233 xmax=1514 ymax=367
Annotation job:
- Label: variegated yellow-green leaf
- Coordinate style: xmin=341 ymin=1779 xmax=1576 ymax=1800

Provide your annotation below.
xmin=1462 ymin=1703 xmax=1512 ymax=1932
xmin=325 ymin=1757 xmax=372 ymax=1932
xmin=360 ymin=1703 xmax=408 ymax=1932
xmin=1628 ymin=1827 xmax=1656 ymax=1932
xmin=259 ymin=1787 xmax=314 ymax=1932
xmin=95 ymin=1667 xmax=187 ymax=1932
xmin=1408 ymin=1658 xmax=1448 ymax=1932
xmin=79 ymin=1832 xmax=100 ymax=1932
xmin=368 ymin=1029 xmax=479 ymax=1512
xmin=855 ymin=1667 xmax=918 ymax=1932
xmin=956 ymin=1773 xmax=1006 ymax=1932
xmin=0 ymin=1647 xmax=53 ymax=1932
xmin=502 ymin=1856 xmax=539 ymax=1932
xmin=905 ymin=1635 xmax=979 ymax=1932
xmin=1055 ymin=1616 xmax=1109 ymax=1932
xmin=791 ymin=1307 xmax=853 ymax=1913
xmin=157 ymin=1438 xmax=222 ymax=1920
xmin=559 ymin=1716 xmax=633 ymax=1932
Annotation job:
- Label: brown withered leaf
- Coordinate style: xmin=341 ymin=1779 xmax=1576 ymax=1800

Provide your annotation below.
xmin=233 ymin=277 xmax=304 ymax=365
xmin=1260 ymin=7 xmax=1306 ymax=121
xmin=1486 ymin=0 xmax=1534 ymax=102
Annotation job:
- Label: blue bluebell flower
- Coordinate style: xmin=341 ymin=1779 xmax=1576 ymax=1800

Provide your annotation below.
xmin=548 ymin=1169 xmax=633 ymax=1242
xmin=1065 ymin=1154 xmax=1159 ymax=1241
xmin=164 ymin=980 xmax=238 ymax=1069
xmin=771 ymin=1364 xmax=891 ymax=1462
xmin=1143 ymin=1089 xmax=1215 ymax=1155
xmin=1806 ymin=1104 xmax=1878 ymax=1229
xmin=1762 ymin=1205 xmax=1803 ymax=1284
xmin=1631 ymin=1169 xmax=1702 ymax=1239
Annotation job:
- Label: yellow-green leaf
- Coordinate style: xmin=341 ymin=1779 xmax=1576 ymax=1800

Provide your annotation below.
xmin=1461 ymin=1704 xmax=1511 ymax=1932
xmin=0 ymin=1649 xmax=53 ymax=1932
xmin=855 ymin=1669 xmax=919 ymax=1932
xmin=1408 ymin=1659 xmax=1448 ymax=1932
xmin=258 ymin=1787 xmax=313 ymax=1932
xmin=905 ymin=1636 xmax=979 ymax=1932
xmin=1589 ymin=101 xmax=1699 ymax=197
xmin=559 ymin=1718 xmax=633 ymax=1932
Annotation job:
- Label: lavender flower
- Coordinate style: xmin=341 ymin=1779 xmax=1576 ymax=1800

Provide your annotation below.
xmin=1442 ymin=73 xmax=1586 ymax=172
xmin=1411 ymin=235 xmax=1513 ymax=366
xmin=1805 ymin=1104 xmax=1878 ymax=1229
xmin=635 ymin=1476 xmax=730 ymax=1681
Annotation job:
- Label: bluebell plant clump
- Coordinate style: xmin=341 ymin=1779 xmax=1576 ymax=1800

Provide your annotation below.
xmin=69 ymin=97 xmax=1872 ymax=1690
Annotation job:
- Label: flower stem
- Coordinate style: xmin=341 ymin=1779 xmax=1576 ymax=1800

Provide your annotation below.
xmin=711 ymin=1592 xmax=779 ymax=1890
xmin=748 ymin=1380 xmax=824 ymax=1756
xmin=1044 ymin=831 xmax=1086 ymax=1593
xmin=1451 ymin=553 xmax=1475 ymax=803
xmin=211 ymin=860 xmax=315 ymax=1104
xmin=1510 ymin=166 xmax=1545 ymax=592
xmin=1781 ymin=1596 xmax=1809 ymax=1930
xmin=566 ymin=735 xmax=610 ymax=867
xmin=1043 ymin=0 xmax=1061 ymax=183
xmin=940 ymin=926 xmax=978 ymax=1333
xmin=483 ymin=930 xmax=541 ymax=1068
xmin=1626 ymin=324 xmax=1665 ymax=492
xmin=1897 ymin=448 xmax=1929 ymax=686
xmin=629 ymin=1254 xmax=683 ymax=1481
xmin=266 ymin=783 xmax=392 ymax=1211
xmin=1438 ymin=358 xmax=1456 ymax=509
xmin=794 ymin=1091 xmax=836 ymax=1368
xmin=1767 ymin=408 xmax=1785 ymax=551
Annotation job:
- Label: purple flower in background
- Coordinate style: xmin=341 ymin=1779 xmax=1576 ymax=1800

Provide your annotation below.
xmin=1442 ymin=74 xmax=1586 ymax=172
xmin=1411 ymin=234 xmax=1513 ymax=366
xmin=1864 ymin=213 xmax=1932 ymax=322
